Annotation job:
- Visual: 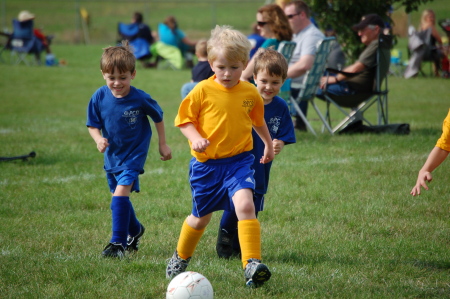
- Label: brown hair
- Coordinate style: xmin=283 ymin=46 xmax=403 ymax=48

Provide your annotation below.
xmin=258 ymin=4 xmax=293 ymax=41
xmin=253 ymin=47 xmax=288 ymax=81
xmin=287 ymin=0 xmax=311 ymax=18
xmin=100 ymin=40 xmax=136 ymax=74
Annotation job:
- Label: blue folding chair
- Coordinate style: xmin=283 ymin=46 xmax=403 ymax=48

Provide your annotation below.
xmin=10 ymin=19 xmax=43 ymax=65
xmin=277 ymin=41 xmax=297 ymax=111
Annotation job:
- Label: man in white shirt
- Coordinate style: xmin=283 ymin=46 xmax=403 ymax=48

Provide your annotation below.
xmin=284 ymin=1 xmax=324 ymax=131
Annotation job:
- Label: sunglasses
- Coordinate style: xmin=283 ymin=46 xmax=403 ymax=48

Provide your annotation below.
xmin=286 ymin=12 xmax=301 ymax=19
xmin=257 ymin=21 xmax=268 ymax=27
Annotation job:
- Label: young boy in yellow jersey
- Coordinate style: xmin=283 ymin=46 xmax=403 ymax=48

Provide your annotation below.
xmin=166 ymin=25 xmax=274 ymax=288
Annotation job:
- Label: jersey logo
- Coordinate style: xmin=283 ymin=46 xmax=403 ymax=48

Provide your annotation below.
xmin=245 ymin=177 xmax=254 ymax=184
xmin=267 ymin=116 xmax=281 ymax=135
xmin=122 ymin=110 xmax=140 ymax=129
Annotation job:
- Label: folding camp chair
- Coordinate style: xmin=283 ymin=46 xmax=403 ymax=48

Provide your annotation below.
xmin=277 ymin=41 xmax=297 ymax=107
xmin=288 ymin=37 xmax=336 ymax=135
xmin=321 ymin=34 xmax=391 ymax=134
xmin=9 ymin=19 xmax=43 ymax=65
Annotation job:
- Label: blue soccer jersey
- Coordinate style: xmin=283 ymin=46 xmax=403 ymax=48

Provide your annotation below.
xmin=251 ymin=95 xmax=296 ymax=195
xmin=86 ymin=86 xmax=164 ymax=174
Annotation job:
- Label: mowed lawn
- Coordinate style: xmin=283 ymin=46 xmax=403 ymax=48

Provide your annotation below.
xmin=0 ymin=40 xmax=449 ymax=299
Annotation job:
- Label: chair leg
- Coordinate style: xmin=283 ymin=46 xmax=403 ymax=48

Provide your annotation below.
xmin=290 ymin=98 xmax=317 ymax=136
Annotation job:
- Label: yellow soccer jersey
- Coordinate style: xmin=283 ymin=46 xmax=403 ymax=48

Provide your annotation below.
xmin=436 ymin=109 xmax=450 ymax=152
xmin=175 ymin=75 xmax=265 ymax=162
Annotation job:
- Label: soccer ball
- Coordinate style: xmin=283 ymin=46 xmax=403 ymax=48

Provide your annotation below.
xmin=166 ymin=271 xmax=214 ymax=299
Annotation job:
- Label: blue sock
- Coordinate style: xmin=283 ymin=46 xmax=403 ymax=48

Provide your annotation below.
xmin=128 ymin=202 xmax=141 ymax=237
xmin=110 ymin=196 xmax=132 ymax=247
xmin=220 ymin=210 xmax=238 ymax=235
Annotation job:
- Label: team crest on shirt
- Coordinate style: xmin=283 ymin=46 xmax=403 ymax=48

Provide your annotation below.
xmin=267 ymin=116 xmax=281 ymax=134
xmin=242 ymin=99 xmax=254 ymax=113
xmin=122 ymin=110 xmax=140 ymax=129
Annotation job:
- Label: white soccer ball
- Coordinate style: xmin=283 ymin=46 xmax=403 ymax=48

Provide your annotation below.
xmin=166 ymin=271 xmax=214 ymax=299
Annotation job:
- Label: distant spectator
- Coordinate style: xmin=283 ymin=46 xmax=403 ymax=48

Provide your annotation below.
xmin=419 ymin=9 xmax=444 ymax=76
xmin=180 ymin=39 xmax=214 ymax=99
xmin=131 ymin=12 xmax=154 ymax=45
xmin=17 ymin=10 xmax=53 ymax=55
xmin=157 ymin=16 xmax=197 ymax=68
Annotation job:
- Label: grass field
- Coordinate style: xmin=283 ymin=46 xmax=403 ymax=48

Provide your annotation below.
xmin=0 ymin=40 xmax=449 ymax=298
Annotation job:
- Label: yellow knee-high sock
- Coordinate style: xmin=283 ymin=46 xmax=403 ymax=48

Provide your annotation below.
xmin=176 ymin=219 xmax=205 ymax=260
xmin=238 ymin=219 xmax=261 ymax=268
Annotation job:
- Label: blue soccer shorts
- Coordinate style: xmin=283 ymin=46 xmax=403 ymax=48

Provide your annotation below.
xmin=189 ymin=151 xmax=255 ymax=217
xmin=106 ymin=169 xmax=140 ymax=193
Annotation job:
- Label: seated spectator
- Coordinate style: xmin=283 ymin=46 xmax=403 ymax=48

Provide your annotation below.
xmin=418 ymin=9 xmax=444 ymax=76
xmin=119 ymin=12 xmax=155 ymax=68
xmin=18 ymin=11 xmax=52 ymax=54
xmin=316 ymin=14 xmax=386 ymax=98
xmin=240 ymin=3 xmax=293 ymax=82
xmin=180 ymin=39 xmax=214 ymax=99
xmin=156 ymin=16 xmax=197 ymax=68
xmin=248 ymin=23 xmax=266 ymax=59
xmin=131 ymin=12 xmax=154 ymax=45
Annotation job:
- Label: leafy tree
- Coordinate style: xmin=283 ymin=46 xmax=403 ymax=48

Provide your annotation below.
xmin=308 ymin=0 xmax=434 ymax=61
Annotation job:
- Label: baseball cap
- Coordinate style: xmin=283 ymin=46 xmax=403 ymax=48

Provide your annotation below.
xmin=352 ymin=14 xmax=385 ymax=31
xmin=18 ymin=10 xmax=35 ymax=22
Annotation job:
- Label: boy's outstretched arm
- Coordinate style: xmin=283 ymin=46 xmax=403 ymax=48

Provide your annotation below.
xmin=411 ymin=146 xmax=449 ymax=196
xmin=88 ymin=126 xmax=109 ymax=153
xmin=253 ymin=123 xmax=274 ymax=164
xmin=154 ymin=120 xmax=172 ymax=161
xmin=179 ymin=123 xmax=210 ymax=153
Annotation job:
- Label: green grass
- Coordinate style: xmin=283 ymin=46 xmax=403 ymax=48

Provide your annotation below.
xmin=1 ymin=43 xmax=449 ymax=298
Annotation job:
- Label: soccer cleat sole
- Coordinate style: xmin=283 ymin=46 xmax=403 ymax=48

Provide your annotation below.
xmin=246 ymin=263 xmax=271 ymax=288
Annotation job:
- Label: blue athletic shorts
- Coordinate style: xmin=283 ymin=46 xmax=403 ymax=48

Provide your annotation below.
xmin=254 ymin=192 xmax=265 ymax=212
xmin=106 ymin=169 xmax=140 ymax=193
xmin=189 ymin=151 xmax=255 ymax=217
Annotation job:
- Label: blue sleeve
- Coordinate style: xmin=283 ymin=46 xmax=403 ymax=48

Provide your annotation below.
xmin=272 ymin=97 xmax=296 ymax=145
xmin=86 ymin=87 xmax=104 ymax=129
xmin=141 ymin=91 xmax=164 ymax=123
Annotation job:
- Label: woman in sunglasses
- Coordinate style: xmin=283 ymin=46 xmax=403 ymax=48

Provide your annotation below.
xmin=241 ymin=4 xmax=293 ymax=82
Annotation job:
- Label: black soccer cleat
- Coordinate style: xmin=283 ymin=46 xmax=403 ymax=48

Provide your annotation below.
xmin=126 ymin=224 xmax=145 ymax=252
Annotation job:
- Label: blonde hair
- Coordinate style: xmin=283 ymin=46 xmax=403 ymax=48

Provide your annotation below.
xmin=207 ymin=25 xmax=252 ymax=65
xmin=195 ymin=39 xmax=208 ymax=59
xmin=100 ymin=40 xmax=136 ymax=74
xmin=253 ymin=48 xmax=288 ymax=81
xmin=420 ymin=9 xmax=435 ymax=28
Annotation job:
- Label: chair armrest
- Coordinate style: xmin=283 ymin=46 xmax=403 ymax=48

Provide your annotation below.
xmin=325 ymin=68 xmax=362 ymax=78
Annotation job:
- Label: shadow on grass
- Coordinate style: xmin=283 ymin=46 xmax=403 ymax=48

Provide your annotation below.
xmin=409 ymin=127 xmax=441 ymax=136
xmin=411 ymin=259 xmax=450 ymax=271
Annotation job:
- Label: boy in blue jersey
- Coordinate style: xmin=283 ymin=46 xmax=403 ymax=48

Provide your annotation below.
xmin=166 ymin=25 xmax=274 ymax=288
xmin=216 ymin=48 xmax=296 ymax=259
xmin=86 ymin=41 xmax=172 ymax=258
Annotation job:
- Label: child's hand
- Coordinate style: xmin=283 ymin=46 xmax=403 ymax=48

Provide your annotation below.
xmin=273 ymin=139 xmax=285 ymax=155
xmin=410 ymin=171 xmax=433 ymax=196
xmin=260 ymin=145 xmax=274 ymax=164
xmin=191 ymin=138 xmax=210 ymax=153
xmin=159 ymin=144 xmax=172 ymax=161
xmin=96 ymin=138 xmax=109 ymax=153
